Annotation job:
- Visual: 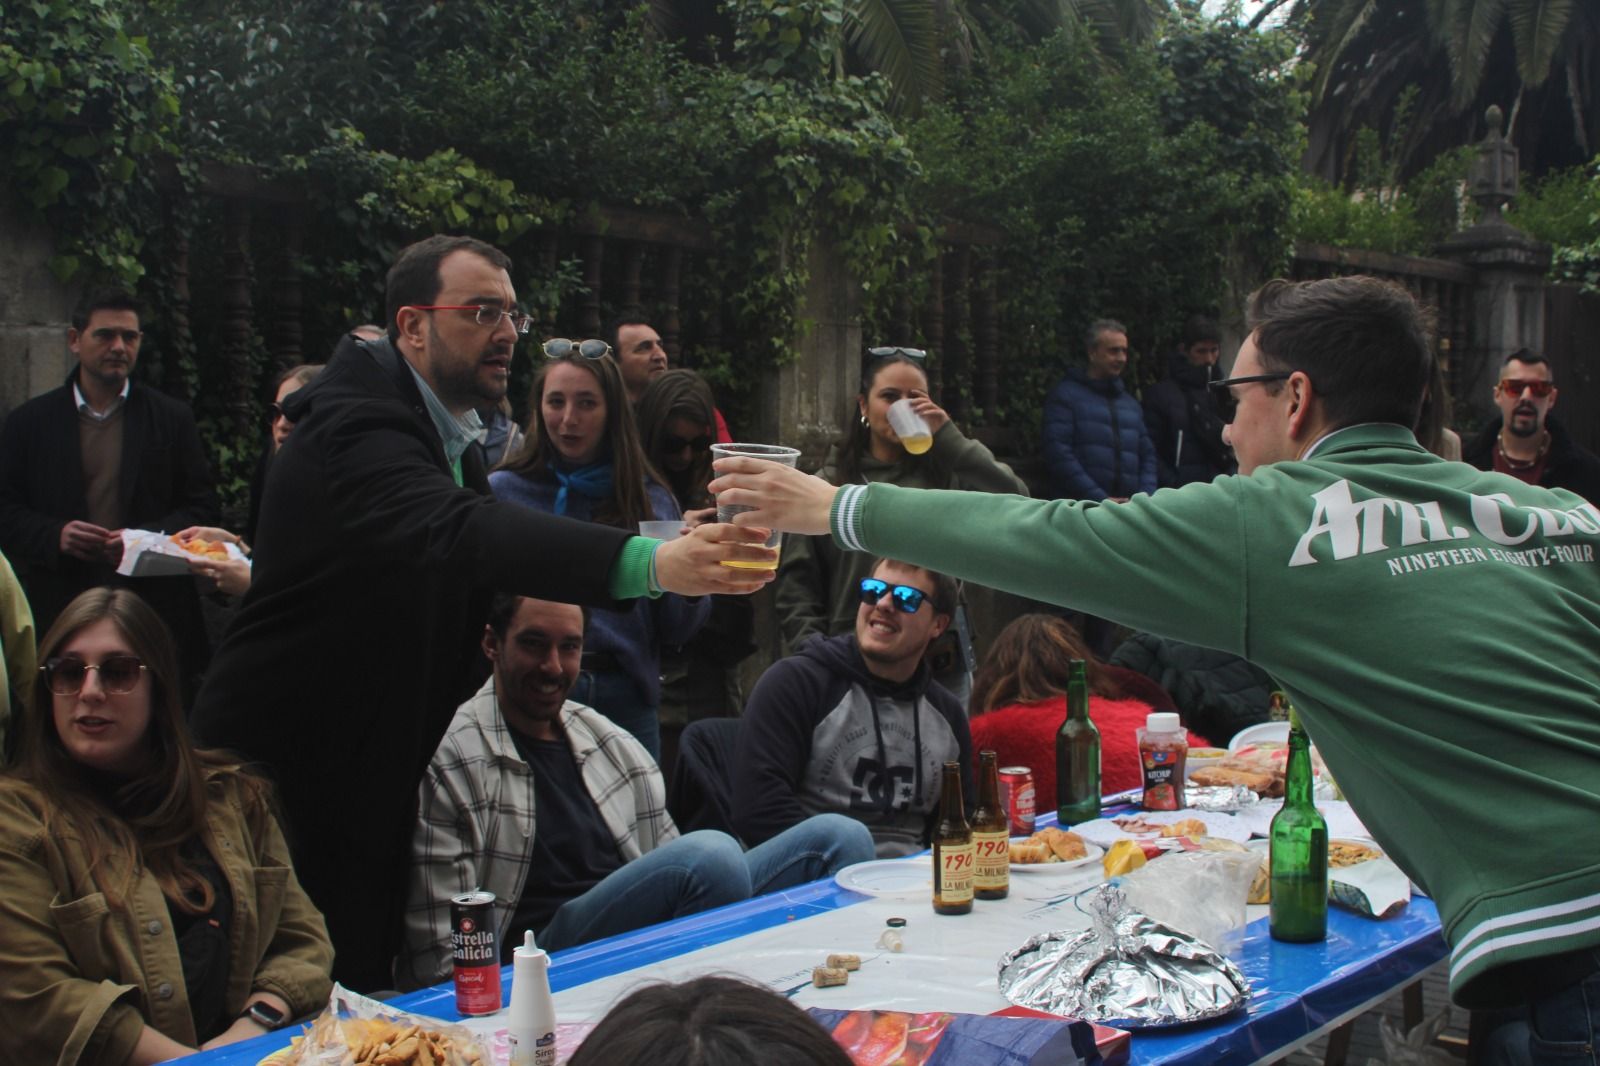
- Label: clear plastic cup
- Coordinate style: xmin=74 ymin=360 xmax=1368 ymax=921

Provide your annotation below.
xmin=638 ymin=519 xmax=686 ymax=541
xmin=887 ymin=398 xmax=933 ymax=454
xmin=710 ymin=442 xmax=800 ymax=569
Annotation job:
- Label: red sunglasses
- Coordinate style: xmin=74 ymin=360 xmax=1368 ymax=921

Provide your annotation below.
xmin=1499 ymin=379 xmax=1554 ymax=399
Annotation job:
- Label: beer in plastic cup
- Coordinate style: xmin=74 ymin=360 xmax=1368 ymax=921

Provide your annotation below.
xmin=709 ymin=442 xmax=800 ymax=569
xmin=888 ymin=398 xmax=933 ymax=454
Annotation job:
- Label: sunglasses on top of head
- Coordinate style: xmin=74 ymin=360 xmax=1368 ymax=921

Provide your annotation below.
xmin=1499 ymin=378 xmax=1554 ymax=399
xmin=858 ymin=577 xmax=927 ymax=614
xmin=867 ymin=346 xmax=928 ymax=364
xmin=42 ymin=655 xmax=147 ymax=696
xmin=544 ymin=338 xmax=612 ymax=361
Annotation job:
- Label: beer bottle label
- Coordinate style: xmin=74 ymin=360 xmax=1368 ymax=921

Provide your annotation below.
xmin=972 ymin=830 xmax=1009 ymax=890
xmin=935 ymin=842 xmax=975 ymax=903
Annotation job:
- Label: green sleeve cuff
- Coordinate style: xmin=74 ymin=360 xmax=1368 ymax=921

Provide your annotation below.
xmin=609 ymin=536 xmax=663 ymax=600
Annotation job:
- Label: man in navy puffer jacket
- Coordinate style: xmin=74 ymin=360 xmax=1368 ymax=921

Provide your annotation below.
xmin=1041 ymin=319 xmax=1158 ymax=501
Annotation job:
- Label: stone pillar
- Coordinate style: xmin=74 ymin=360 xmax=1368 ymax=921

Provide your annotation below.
xmin=1438 ymin=106 xmax=1552 ymax=422
xmin=0 ymin=206 xmax=77 ymax=421
xmin=755 ymin=240 xmax=862 ymax=471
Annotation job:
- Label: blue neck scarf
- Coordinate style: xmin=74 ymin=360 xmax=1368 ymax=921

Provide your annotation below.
xmin=552 ymin=461 xmax=614 ymax=516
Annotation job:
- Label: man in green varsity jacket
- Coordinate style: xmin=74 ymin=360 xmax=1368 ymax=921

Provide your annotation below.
xmin=711 ymin=276 xmax=1600 ymax=1059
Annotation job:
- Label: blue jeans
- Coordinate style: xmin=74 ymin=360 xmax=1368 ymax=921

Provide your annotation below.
xmin=536 ymin=815 xmax=874 ymax=953
xmin=572 ymin=669 xmax=660 ymax=760
xmin=1481 ymin=949 xmax=1600 ymax=1066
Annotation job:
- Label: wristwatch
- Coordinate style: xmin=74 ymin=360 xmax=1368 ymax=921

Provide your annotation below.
xmin=239 ymin=1001 xmax=287 ymax=1030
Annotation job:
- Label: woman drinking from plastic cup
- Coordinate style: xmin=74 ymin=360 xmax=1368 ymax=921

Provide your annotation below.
xmin=491 ymin=339 xmax=711 ymax=758
xmin=0 ymin=587 xmax=332 ymax=1065
xmin=774 ymin=345 xmax=1027 ymax=705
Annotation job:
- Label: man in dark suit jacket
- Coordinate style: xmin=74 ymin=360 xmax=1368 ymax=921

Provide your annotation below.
xmin=191 ymin=235 xmax=774 ymax=990
xmin=0 ymin=288 xmax=217 ymax=685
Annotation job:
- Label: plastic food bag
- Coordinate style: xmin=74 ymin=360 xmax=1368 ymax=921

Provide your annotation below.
xmin=1119 ymin=850 xmax=1262 ymax=956
xmin=259 ymin=985 xmax=491 ymax=1066
xmin=1365 ymin=1008 xmax=1459 ymax=1066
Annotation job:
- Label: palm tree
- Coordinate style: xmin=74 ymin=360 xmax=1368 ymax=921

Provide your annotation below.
xmin=1293 ymin=0 xmax=1599 ymax=182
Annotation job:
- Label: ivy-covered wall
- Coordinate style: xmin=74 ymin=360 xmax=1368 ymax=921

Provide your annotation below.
xmin=2 ymin=0 xmax=1304 ymax=512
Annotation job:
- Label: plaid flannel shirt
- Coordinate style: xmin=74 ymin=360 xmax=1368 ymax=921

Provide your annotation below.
xmin=395 ymin=676 xmax=676 ymax=989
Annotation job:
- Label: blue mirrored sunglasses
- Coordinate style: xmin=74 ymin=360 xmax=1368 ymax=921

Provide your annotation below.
xmin=859 ymin=577 xmax=926 ymax=613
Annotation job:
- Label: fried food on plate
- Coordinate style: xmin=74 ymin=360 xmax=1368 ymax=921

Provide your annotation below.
xmin=1008 ymin=826 xmax=1088 ymax=864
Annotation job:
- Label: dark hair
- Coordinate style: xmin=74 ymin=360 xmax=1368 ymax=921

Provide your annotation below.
xmin=484 ymin=592 xmax=587 ymax=641
xmin=1414 ymin=353 xmax=1456 ymax=458
xmin=1501 ymin=347 xmax=1551 ymax=374
xmin=71 ymin=287 xmax=142 ymax=332
xmin=567 ymin=976 xmax=852 ymax=1066
xmin=832 ymin=351 xmax=931 ymax=485
xmin=869 ymin=556 xmax=958 ymax=617
xmin=6 ymin=588 xmax=268 ymax=913
xmin=384 ymin=235 xmax=512 ymax=342
xmin=636 ymin=369 xmax=718 ymax=510
xmin=498 ymin=350 xmax=665 ymax=528
xmin=969 ymin=613 xmax=1124 ymax=716
xmin=603 ymin=311 xmax=654 ymax=355
xmin=1246 ymin=276 xmax=1433 ymax=431
xmin=1182 ymin=314 xmax=1221 ymax=346
xmin=1085 ymin=318 xmax=1128 ymax=351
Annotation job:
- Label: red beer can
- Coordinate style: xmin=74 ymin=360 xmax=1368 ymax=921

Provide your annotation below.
xmin=998 ymin=767 xmax=1036 ymax=836
xmin=451 ymin=890 xmax=501 ymax=1016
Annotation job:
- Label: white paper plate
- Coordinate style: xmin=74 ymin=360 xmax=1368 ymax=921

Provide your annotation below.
xmin=1072 ymin=809 xmax=1253 ymax=849
xmin=833 ymin=858 xmax=931 ymax=897
xmin=1008 ymin=840 xmax=1104 ymax=872
xmin=1228 ymin=721 xmax=1290 ymax=751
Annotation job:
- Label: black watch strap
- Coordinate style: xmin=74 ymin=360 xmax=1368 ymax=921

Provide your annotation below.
xmin=240 ymin=1001 xmax=287 ymax=1030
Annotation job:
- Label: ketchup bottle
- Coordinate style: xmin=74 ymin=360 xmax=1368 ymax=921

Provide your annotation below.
xmin=1139 ymin=712 xmax=1188 ymax=811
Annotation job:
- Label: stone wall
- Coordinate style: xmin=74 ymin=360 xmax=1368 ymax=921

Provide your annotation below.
xmin=0 ymin=206 xmax=76 ymax=422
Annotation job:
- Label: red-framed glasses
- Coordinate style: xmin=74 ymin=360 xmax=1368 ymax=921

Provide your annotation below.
xmin=1498 ymin=379 xmax=1554 ymax=399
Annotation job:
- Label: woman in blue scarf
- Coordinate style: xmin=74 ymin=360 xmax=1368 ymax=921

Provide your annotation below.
xmin=489 ymin=342 xmax=709 ymax=758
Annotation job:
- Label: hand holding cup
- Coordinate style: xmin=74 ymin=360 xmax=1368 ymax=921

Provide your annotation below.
xmin=654 ymin=522 xmax=778 ymax=596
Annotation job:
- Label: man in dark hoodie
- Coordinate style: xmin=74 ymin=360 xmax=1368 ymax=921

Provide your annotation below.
xmin=1142 ymin=315 xmax=1236 ymax=487
xmin=733 ymin=557 xmax=972 ymax=857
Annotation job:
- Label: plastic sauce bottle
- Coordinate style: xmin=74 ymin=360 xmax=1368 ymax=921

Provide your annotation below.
xmin=507 ymin=930 xmax=557 ymax=1066
xmin=1138 ymin=711 xmax=1188 ymax=811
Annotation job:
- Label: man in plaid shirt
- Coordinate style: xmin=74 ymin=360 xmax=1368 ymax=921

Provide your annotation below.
xmin=395 ymin=594 xmax=872 ymax=988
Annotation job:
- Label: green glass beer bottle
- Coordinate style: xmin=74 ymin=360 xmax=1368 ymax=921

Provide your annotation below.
xmin=1055 ymin=660 xmax=1101 ymax=826
xmin=1269 ymin=705 xmax=1328 ymax=942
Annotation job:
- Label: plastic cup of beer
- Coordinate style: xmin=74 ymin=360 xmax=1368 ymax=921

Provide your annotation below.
xmin=887 ymin=398 xmax=933 ymax=454
xmin=639 ymin=519 xmax=685 ymax=541
xmin=710 ymin=442 xmax=800 ymax=569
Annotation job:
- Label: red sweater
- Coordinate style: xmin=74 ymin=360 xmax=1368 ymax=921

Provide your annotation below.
xmin=970 ymin=695 xmax=1210 ymax=800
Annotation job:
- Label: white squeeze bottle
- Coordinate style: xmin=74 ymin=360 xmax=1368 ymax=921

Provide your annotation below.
xmin=507 ymin=930 xmax=557 ymax=1066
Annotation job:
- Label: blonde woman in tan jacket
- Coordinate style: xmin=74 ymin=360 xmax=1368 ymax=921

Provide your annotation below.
xmin=0 ymin=588 xmax=331 ymax=1065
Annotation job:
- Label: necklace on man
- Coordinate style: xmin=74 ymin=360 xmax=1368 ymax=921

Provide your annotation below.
xmin=1497 ymin=430 xmax=1549 ymax=470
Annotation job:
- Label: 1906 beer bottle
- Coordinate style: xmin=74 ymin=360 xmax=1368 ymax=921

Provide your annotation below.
xmin=1269 ymin=706 xmax=1328 ymax=942
xmin=932 ymin=762 xmax=974 ymax=915
xmin=1056 ymin=660 xmax=1101 ymax=826
xmin=971 ymin=750 xmax=1009 ymax=900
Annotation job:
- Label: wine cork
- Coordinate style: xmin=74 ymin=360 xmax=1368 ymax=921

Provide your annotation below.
xmin=811 ymin=965 xmax=849 ymax=988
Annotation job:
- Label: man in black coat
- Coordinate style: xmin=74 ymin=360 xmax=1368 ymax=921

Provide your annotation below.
xmin=191 ymin=235 xmax=773 ymax=990
xmin=1142 ymin=314 xmax=1235 ymax=488
xmin=1463 ymin=348 xmax=1600 ymax=504
xmin=0 ymin=288 xmax=217 ymax=687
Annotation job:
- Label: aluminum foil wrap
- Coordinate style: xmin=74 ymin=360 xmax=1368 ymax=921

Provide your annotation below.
xmin=996 ymin=882 xmax=1249 ymax=1029
xmin=1185 ymin=784 xmax=1259 ymax=812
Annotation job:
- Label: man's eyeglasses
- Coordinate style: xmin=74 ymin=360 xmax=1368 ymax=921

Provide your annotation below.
xmin=89 ymin=328 xmax=143 ymax=345
xmin=859 ymin=577 xmax=927 ymax=614
xmin=663 ymin=433 xmax=712 ymax=454
xmin=1498 ymin=378 xmax=1554 ymax=399
xmin=867 ymin=346 xmax=928 ymax=363
xmin=544 ymin=338 xmax=612 ymax=361
xmin=42 ymin=655 xmax=147 ymax=696
xmin=407 ymin=305 xmax=533 ymax=335
xmin=1208 ymin=372 xmax=1293 ymax=396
